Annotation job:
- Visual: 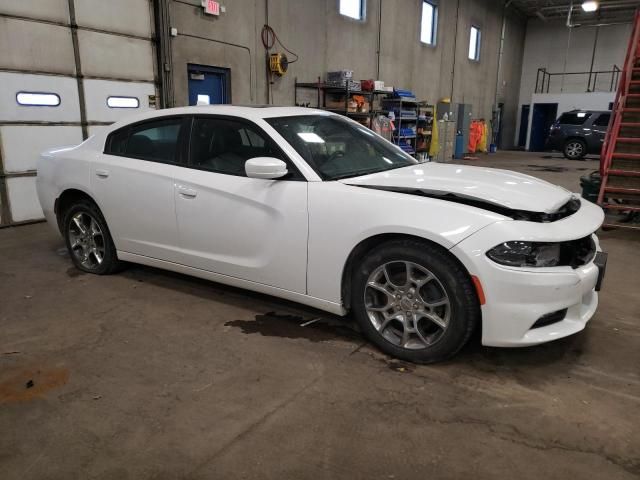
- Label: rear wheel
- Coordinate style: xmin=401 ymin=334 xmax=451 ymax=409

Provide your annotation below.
xmin=351 ymin=240 xmax=480 ymax=364
xmin=563 ymin=139 xmax=587 ymax=160
xmin=62 ymin=200 xmax=122 ymax=274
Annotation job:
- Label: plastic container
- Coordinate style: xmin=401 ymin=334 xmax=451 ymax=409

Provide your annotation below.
xmin=580 ymin=171 xmax=601 ymax=204
xmin=454 ymin=132 xmax=465 ymax=159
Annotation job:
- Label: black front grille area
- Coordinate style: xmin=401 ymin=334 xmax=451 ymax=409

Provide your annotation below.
xmin=559 ymin=235 xmax=597 ymax=268
xmin=531 ymin=308 xmax=568 ymax=329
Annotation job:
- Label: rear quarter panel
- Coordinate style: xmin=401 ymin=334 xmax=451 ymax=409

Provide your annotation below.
xmin=36 ymin=141 xmax=99 ymax=232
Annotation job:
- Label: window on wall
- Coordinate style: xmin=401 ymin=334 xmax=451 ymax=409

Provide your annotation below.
xmin=107 ymin=96 xmax=139 ymax=108
xmin=16 ymin=92 xmax=60 ymax=106
xmin=469 ymin=26 xmax=481 ymax=61
xmin=420 ymin=1 xmax=437 ymax=45
xmin=340 ymin=0 xmax=364 ymax=20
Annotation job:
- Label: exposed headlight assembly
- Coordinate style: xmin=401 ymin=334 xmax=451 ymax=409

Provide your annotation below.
xmin=487 ymin=241 xmax=561 ymax=267
xmin=488 ymin=236 xmax=596 ymax=269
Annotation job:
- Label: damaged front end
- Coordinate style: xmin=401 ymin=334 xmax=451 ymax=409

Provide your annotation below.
xmin=356 ymin=185 xmax=581 ymax=223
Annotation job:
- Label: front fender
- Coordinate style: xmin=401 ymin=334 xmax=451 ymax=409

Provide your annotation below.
xmin=306 ymin=182 xmax=503 ymax=304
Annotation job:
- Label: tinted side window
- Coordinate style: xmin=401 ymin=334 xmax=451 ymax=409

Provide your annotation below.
xmin=127 ymin=118 xmax=182 ymax=163
xmin=105 ymin=117 xmax=184 ymax=164
xmin=189 ymin=118 xmax=284 ymax=177
xmin=107 ymin=128 xmax=128 ymax=155
xmin=557 ymin=112 xmax=591 ymax=125
xmin=593 ymin=114 xmax=611 ymax=127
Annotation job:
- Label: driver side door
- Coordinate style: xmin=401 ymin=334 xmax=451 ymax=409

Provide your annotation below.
xmin=173 ymin=115 xmax=309 ymax=294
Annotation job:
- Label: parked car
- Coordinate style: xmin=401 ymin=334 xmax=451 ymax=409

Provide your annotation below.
xmin=37 ymin=106 xmax=607 ymax=363
xmin=545 ymin=110 xmax=611 ymax=160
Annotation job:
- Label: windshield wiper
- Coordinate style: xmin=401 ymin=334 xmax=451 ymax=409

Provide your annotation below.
xmin=329 ymin=166 xmax=404 ymax=180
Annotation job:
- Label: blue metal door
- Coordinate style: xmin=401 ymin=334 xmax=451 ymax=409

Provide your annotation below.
xmin=518 ymin=105 xmax=529 ymax=147
xmin=188 ymin=65 xmax=229 ymax=105
xmin=530 ymin=103 xmax=558 ymax=151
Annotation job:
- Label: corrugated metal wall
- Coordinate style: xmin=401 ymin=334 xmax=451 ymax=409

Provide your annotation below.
xmin=0 ymin=0 xmax=158 ymax=226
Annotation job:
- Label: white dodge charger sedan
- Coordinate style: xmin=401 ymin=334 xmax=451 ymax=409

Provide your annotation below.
xmin=37 ymin=106 xmax=607 ymax=363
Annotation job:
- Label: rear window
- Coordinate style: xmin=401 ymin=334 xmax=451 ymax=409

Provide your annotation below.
xmin=557 ymin=112 xmax=591 ymax=125
xmin=105 ymin=117 xmax=184 ymax=164
xmin=593 ymin=113 xmax=611 ymax=127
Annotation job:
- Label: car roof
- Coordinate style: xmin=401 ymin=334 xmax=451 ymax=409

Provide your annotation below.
xmin=563 ymin=109 xmax=611 ymax=115
xmin=85 ymin=105 xmax=341 ymax=148
xmin=109 ymin=105 xmax=333 ymax=127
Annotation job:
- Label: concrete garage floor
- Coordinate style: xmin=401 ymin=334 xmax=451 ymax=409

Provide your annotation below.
xmin=1 ymin=151 xmax=639 ymax=479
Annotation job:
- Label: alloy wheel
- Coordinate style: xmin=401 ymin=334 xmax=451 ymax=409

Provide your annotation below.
xmin=566 ymin=142 xmax=584 ymax=158
xmin=364 ymin=261 xmax=451 ymax=350
xmin=68 ymin=212 xmax=106 ymax=270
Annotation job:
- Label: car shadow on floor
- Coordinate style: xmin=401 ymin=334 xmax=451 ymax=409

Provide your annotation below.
xmin=116 ymin=263 xmax=589 ymax=374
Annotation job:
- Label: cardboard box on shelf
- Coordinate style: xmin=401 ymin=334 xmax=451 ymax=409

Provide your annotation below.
xmin=325 ymin=95 xmax=347 ymax=109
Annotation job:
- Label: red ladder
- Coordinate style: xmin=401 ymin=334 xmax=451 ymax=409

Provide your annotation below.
xmin=598 ymin=8 xmax=640 ymax=230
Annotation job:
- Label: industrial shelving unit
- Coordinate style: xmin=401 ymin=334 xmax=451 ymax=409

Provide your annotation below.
xmin=294 ymin=77 xmax=433 ymax=160
xmin=383 ymin=98 xmax=434 ymax=159
xmin=383 ymin=97 xmax=417 ymax=155
xmin=416 ymin=104 xmax=435 ymax=162
xmin=294 ymin=77 xmax=389 ymax=125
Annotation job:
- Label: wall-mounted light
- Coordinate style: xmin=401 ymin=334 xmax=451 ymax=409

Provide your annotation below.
xmin=581 ymin=1 xmax=599 ymax=12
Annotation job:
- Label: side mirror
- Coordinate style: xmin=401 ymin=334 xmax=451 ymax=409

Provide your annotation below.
xmin=245 ymin=157 xmax=288 ymax=179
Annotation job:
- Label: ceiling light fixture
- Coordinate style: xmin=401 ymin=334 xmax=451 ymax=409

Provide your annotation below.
xmin=581 ymin=1 xmax=599 ymax=12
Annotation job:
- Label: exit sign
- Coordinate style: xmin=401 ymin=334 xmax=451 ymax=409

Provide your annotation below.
xmin=203 ymin=0 xmax=220 ymax=15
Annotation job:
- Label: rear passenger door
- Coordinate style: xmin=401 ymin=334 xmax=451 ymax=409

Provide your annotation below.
xmin=91 ymin=116 xmax=189 ymax=262
xmin=173 ymin=115 xmax=308 ymax=293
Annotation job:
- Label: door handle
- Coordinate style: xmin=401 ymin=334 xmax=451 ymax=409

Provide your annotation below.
xmin=177 ymin=185 xmax=197 ymax=198
xmin=95 ymin=169 xmax=110 ymax=178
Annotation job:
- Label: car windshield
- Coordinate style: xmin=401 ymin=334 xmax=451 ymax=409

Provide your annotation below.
xmin=265 ymin=115 xmax=418 ymax=180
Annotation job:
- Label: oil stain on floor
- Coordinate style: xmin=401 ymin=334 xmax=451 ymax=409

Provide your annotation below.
xmin=385 ymin=359 xmax=416 ymax=373
xmin=0 ymin=367 xmax=69 ymax=404
xmin=225 ymin=312 xmax=362 ymax=343
xmin=527 ymin=165 xmax=569 ymax=172
xmin=66 ymin=267 xmax=87 ymax=278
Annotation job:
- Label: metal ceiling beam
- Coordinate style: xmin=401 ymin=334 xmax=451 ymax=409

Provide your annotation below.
xmin=510 ymin=0 xmax=640 ymax=19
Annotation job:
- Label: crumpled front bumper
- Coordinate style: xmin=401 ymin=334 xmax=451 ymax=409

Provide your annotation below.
xmin=450 ymin=198 xmax=604 ymax=347
xmin=467 ymin=254 xmax=598 ymax=347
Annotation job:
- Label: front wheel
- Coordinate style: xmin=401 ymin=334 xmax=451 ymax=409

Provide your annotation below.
xmin=351 ymin=240 xmax=480 ymax=364
xmin=563 ymin=139 xmax=587 ymax=160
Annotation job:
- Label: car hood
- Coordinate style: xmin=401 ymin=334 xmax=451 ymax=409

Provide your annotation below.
xmin=339 ymin=163 xmax=574 ymax=214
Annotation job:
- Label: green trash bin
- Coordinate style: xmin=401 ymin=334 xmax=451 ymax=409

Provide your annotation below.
xmin=580 ymin=171 xmax=601 ymax=204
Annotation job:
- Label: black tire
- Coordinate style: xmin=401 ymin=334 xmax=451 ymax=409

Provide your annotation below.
xmin=563 ymin=139 xmax=587 ymax=160
xmin=61 ymin=199 xmax=123 ymax=275
xmin=351 ymin=239 xmax=480 ymax=364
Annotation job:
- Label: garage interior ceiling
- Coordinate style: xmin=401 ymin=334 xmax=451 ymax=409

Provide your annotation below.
xmin=511 ymin=0 xmax=640 ymax=24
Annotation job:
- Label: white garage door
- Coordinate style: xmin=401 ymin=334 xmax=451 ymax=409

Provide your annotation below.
xmin=0 ymin=0 xmax=157 ymax=226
